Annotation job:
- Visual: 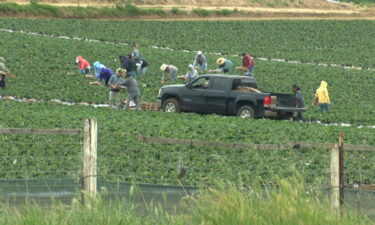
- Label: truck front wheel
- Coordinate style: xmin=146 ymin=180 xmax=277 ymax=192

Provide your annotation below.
xmin=237 ymin=105 xmax=255 ymax=119
xmin=162 ymin=98 xmax=180 ymax=113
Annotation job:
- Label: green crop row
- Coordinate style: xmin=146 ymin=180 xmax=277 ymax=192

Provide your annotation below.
xmin=0 ymin=101 xmax=374 ymax=186
xmin=1 ymin=18 xmax=375 ymax=67
xmin=1 ymin=30 xmax=375 ymax=124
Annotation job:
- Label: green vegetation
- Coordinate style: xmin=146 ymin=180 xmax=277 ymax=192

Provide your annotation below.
xmin=0 ymin=2 xmax=241 ymax=18
xmin=341 ymin=0 xmax=375 ymax=6
xmin=0 ymin=176 xmax=371 ymax=225
xmin=0 ymin=19 xmax=374 ymax=124
xmin=192 ymin=8 xmax=210 ymax=16
xmin=1 ymin=19 xmax=375 ymax=68
xmin=0 ymin=18 xmax=374 ymax=186
xmin=0 ymin=101 xmax=374 ymax=185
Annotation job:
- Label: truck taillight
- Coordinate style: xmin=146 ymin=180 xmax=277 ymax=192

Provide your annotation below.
xmin=263 ymin=96 xmax=271 ymax=107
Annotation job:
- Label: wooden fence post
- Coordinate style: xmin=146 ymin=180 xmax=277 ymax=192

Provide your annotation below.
xmin=330 ymin=144 xmax=340 ymax=211
xmin=82 ymin=118 xmax=97 ymax=205
xmin=330 ymin=132 xmax=345 ymax=214
xmin=338 ymin=132 xmax=345 ymax=213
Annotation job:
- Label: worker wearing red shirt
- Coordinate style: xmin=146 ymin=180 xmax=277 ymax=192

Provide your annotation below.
xmin=241 ymin=53 xmax=254 ymax=77
xmin=236 ymin=53 xmax=254 ymax=77
xmin=76 ymin=56 xmax=91 ymax=75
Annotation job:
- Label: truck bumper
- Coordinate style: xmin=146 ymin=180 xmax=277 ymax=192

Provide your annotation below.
xmin=264 ymin=107 xmax=305 ymax=119
xmin=264 ymin=110 xmax=278 ymax=117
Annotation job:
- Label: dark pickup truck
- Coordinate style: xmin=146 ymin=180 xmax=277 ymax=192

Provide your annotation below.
xmin=156 ymin=74 xmax=305 ymax=119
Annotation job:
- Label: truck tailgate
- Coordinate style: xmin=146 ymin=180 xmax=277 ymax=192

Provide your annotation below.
xmin=269 ymin=93 xmax=305 ymax=112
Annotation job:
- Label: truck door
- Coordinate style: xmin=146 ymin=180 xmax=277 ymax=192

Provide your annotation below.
xmin=204 ymin=77 xmax=228 ymax=114
xmin=181 ymin=77 xmax=211 ymax=113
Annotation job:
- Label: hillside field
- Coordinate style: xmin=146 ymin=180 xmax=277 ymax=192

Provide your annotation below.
xmin=0 ymin=18 xmax=374 ymax=186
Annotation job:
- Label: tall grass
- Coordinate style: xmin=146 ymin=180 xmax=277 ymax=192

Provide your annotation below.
xmin=0 ymin=176 xmax=371 ymax=225
xmin=190 ymin=176 xmax=371 ymax=225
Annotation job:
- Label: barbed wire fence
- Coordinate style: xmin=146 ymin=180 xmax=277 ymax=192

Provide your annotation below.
xmin=0 ymin=119 xmax=374 ymax=220
xmin=0 ymin=128 xmax=83 ymax=205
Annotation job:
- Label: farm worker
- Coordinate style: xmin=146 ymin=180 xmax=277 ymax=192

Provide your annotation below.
xmin=93 ymin=61 xmax=106 ymax=79
xmin=92 ymin=61 xmax=114 ymax=86
xmin=125 ymin=54 xmax=137 ymax=78
xmin=291 ymin=84 xmax=305 ymax=121
xmin=178 ymin=64 xmax=198 ymax=82
xmin=216 ymin=57 xmax=233 ymax=73
xmin=314 ymin=81 xmax=330 ymax=113
xmin=116 ymin=71 xmax=141 ymax=110
xmin=108 ymin=68 xmax=126 ymax=109
xmin=236 ymin=53 xmax=254 ymax=77
xmin=98 ymin=67 xmax=114 ymax=86
xmin=118 ymin=55 xmax=129 ymax=69
xmin=193 ymin=51 xmax=207 ymax=71
xmin=76 ymin=56 xmax=90 ymax=75
xmin=0 ymin=57 xmax=10 ymax=89
xmin=160 ymin=64 xmax=178 ymax=82
xmin=131 ymin=43 xmax=140 ymax=60
xmin=135 ymin=58 xmax=149 ymax=76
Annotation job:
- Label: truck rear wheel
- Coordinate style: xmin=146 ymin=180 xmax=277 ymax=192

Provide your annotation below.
xmin=162 ymin=98 xmax=180 ymax=113
xmin=237 ymin=105 xmax=255 ymax=119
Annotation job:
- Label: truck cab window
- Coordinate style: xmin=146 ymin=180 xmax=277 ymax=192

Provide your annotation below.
xmin=192 ymin=77 xmax=210 ymax=89
xmin=211 ymin=78 xmax=228 ymax=90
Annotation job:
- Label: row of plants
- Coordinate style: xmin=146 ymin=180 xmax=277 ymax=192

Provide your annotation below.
xmin=0 ymin=101 xmax=374 ymax=185
xmin=0 ymin=30 xmax=374 ymax=124
xmin=1 ymin=18 xmax=375 ymax=67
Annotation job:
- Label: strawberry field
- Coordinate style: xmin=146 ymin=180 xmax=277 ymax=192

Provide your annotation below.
xmin=0 ymin=101 xmax=374 ymax=186
xmin=1 ymin=19 xmax=375 ymax=68
xmin=0 ymin=18 xmax=374 ymax=186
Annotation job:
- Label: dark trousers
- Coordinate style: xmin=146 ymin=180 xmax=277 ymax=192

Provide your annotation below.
xmin=319 ymin=103 xmax=329 ymax=113
xmin=0 ymin=76 xmax=5 ymax=89
xmin=293 ymin=112 xmax=303 ymax=121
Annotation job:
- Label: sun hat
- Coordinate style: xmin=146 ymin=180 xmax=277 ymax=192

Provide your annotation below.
xmin=160 ymin=64 xmax=168 ymax=71
xmin=116 ymin=68 xmax=126 ymax=74
xmin=188 ymin=64 xmax=194 ymax=69
xmin=197 ymin=51 xmax=202 ymax=55
xmin=216 ymin=57 xmax=225 ymax=65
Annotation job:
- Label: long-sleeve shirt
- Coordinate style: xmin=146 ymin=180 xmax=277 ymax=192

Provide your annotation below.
xmin=98 ymin=68 xmax=113 ymax=85
xmin=135 ymin=58 xmax=149 ymax=68
xmin=140 ymin=59 xmax=149 ymax=68
xmin=0 ymin=63 xmax=9 ymax=73
xmin=120 ymin=77 xmax=140 ymax=96
xmin=242 ymin=54 xmax=254 ymax=68
xmin=108 ymin=75 xmax=124 ymax=91
xmin=315 ymin=81 xmax=330 ymax=104
xmin=167 ymin=65 xmax=178 ymax=75
xmin=131 ymin=49 xmax=140 ymax=60
xmin=294 ymin=90 xmax=305 ymax=108
xmin=76 ymin=56 xmax=90 ymax=70
xmin=126 ymin=58 xmax=137 ymax=73
xmin=219 ymin=59 xmax=233 ymax=73
xmin=193 ymin=54 xmax=206 ymax=66
xmin=120 ymin=57 xmax=129 ymax=69
xmin=185 ymin=69 xmax=198 ymax=81
xmin=93 ymin=62 xmax=106 ymax=78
